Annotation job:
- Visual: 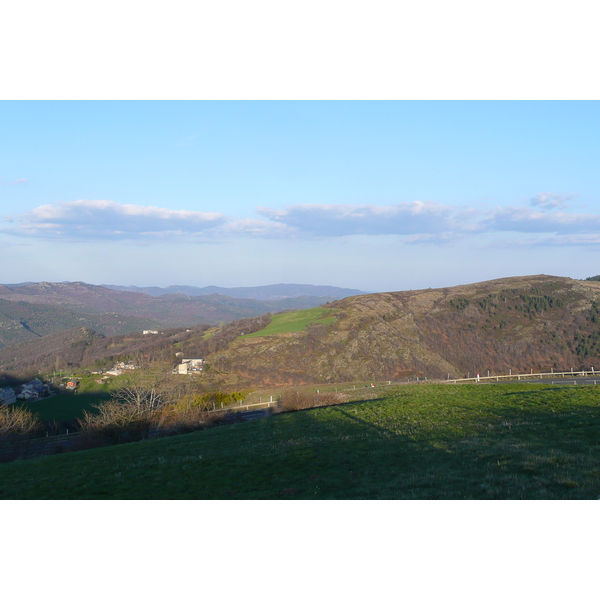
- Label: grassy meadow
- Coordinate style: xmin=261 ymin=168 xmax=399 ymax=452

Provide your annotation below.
xmin=2 ymin=382 xmax=600 ymax=499
xmin=245 ymin=307 xmax=336 ymax=337
xmin=17 ymin=391 xmax=109 ymax=423
xmin=16 ymin=374 xmax=136 ymax=423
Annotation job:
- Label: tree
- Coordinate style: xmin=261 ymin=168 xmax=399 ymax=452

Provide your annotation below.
xmin=0 ymin=405 xmax=42 ymax=440
xmin=78 ymin=369 xmax=181 ymax=441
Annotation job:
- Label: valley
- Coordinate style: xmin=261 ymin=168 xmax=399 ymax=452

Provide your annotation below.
xmin=3 ymin=274 xmax=600 ymax=385
xmin=3 ymin=273 xmax=600 ymax=500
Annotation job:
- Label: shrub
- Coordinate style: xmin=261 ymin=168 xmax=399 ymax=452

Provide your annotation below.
xmin=154 ymin=399 xmax=222 ymax=435
xmin=77 ymin=399 xmax=154 ymax=442
xmin=0 ymin=404 xmax=43 ymax=462
xmin=77 ymin=386 xmax=226 ymax=442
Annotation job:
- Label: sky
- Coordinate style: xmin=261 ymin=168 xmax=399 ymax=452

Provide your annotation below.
xmin=1 ymin=1 xmax=599 ymax=294
xmin=1 ymin=100 xmax=599 ymax=292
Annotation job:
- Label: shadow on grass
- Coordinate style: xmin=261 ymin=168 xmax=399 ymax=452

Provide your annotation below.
xmin=21 ymin=390 xmax=112 ymax=427
xmin=2 ymin=387 xmax=600 ymax=499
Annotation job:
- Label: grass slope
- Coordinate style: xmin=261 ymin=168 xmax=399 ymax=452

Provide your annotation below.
xmin=245 ymin=307 xmax=336 ymax=337
xmin=16 ymin=375 xmax=139 ymax=422
xmin=2 ymin=383 xmax=600 ymax=499
xmin=17 ymin=392 xmax=109 ymax=423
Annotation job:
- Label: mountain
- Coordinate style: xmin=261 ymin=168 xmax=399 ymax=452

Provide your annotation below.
xmin=5 ymin=275 xmax=600 ymax=385
xmin=0 ymin=298 xmax=158 ymax=350
xmin=102 ymin=283 xmax=366 ymax=300
xmin=196 ymin=275 xmax=600 ymax=385
xmin=0 ymin=282 xmax=346 ymax=331
xmin=0 ymin=324 xmax=211 ymax=374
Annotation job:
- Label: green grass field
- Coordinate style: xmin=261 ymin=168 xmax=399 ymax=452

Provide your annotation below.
xmin=245 ymin=307 xmax=336 ymax=337
xmin=18 ymin=391 xmax=110 ymax=422
xmin=17 ymin=374 xmax=134 ymax=423
xmin=2 ymin=382 xmax=600 ymax=499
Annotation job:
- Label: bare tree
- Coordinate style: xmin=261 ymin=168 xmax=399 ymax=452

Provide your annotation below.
xmin=0 ymin=405 xmax=42 ymax=439
xmin=110 ymin=381 xmax=165 ymax=415
xmin=78 ymin=369 xmax=184 ymax=440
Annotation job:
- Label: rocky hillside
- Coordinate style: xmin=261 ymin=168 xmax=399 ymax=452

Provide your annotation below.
xmin=199 ymin=275 xmax=600 ymax=385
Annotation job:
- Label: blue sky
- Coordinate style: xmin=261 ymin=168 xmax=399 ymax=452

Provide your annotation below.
xmin=1 ymin=100 xmax=599 ymax=291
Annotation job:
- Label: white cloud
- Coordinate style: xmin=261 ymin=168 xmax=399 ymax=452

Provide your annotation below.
xmin=483 ymin=207 xmax=600 ymax=235
xmin=4 ymin=193 xmax=600 ymax=249
xmin=253 ymin=197 xmax=600 ymax=246
xmin=256 ymin=202 xmax=475 ymax=238
xmin=8 ymin=199 xmax=228 ymax=241
xmin=528 ymin=193 xmax=575 ymax=210
xmin=217 ymin=218 xmax=295 ymax=238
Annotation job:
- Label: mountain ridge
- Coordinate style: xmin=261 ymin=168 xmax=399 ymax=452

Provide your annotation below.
xmin=101 ymin=283 xmax=367 ymax=300
xmin=0 ymin=281 xmax=350 ymax=332
xmin=199 ymin=274 xmax=600 ymax=385
xmin=4 ymin=275 xmax=600 ymax=386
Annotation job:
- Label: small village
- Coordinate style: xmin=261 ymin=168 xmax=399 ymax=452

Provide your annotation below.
xmin=0 ymin=380 xmax=52 ymax=405
xmin=0 ymin=356 xmax=206 ymax=407
xmin=0 ymin=361 xmax=137 ymax=407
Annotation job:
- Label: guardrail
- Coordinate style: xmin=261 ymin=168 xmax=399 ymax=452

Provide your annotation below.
xmin=446 ymin=370 xmax=599 ymax=384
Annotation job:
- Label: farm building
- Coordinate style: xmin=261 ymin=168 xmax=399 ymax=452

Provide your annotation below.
xmin=16 ymin=379 xmax=49 ymax=401
xmin=177 ymin=357 xmax=205 ymax=375
xmin=0 ymin=387 xmax=17 ymax=406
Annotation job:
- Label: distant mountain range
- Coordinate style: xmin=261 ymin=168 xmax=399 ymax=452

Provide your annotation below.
xmin=102 ymin=283 xmax=366 ymax=301
xmin=0 ymin=281 xmax=366 ymax=354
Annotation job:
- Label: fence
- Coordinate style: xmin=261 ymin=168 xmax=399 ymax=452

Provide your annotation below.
xmin=446 ymin=369 xmax=600 ymax=384
xmin=208 ymin=398 xmax=279 ymax=413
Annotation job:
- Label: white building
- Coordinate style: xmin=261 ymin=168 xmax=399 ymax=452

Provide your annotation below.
xmin=17 ymin=389 xmax=39 ymax=401
xmin=0 ymin=387 xmax=16 ymax=406
xmin=177 ymin=357 xmax=205 ymax=375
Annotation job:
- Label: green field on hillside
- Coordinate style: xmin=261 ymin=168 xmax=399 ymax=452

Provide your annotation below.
xmin=2 ymin=383 xmax=600 ymax=499
xmin=17 ymin=375 xmax=134 ymax=422
xmin=245 ymin=307 xmax=336 ymax=337
xmin=19 ymin=391 xmax=110 ymax=422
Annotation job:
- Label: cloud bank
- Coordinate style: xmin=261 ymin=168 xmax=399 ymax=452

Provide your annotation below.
xmin=3 ymin=194 xmax=600 ymax=247
xmin=256 ymin=199 xmax=600 ymax=246
xmin=8 ymin=200 xmax=227 ymax=240
xmin=482 ymin=207 xmax=600 ymax=235
xmin=256 ymin=202 xmax=472 ymax=238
